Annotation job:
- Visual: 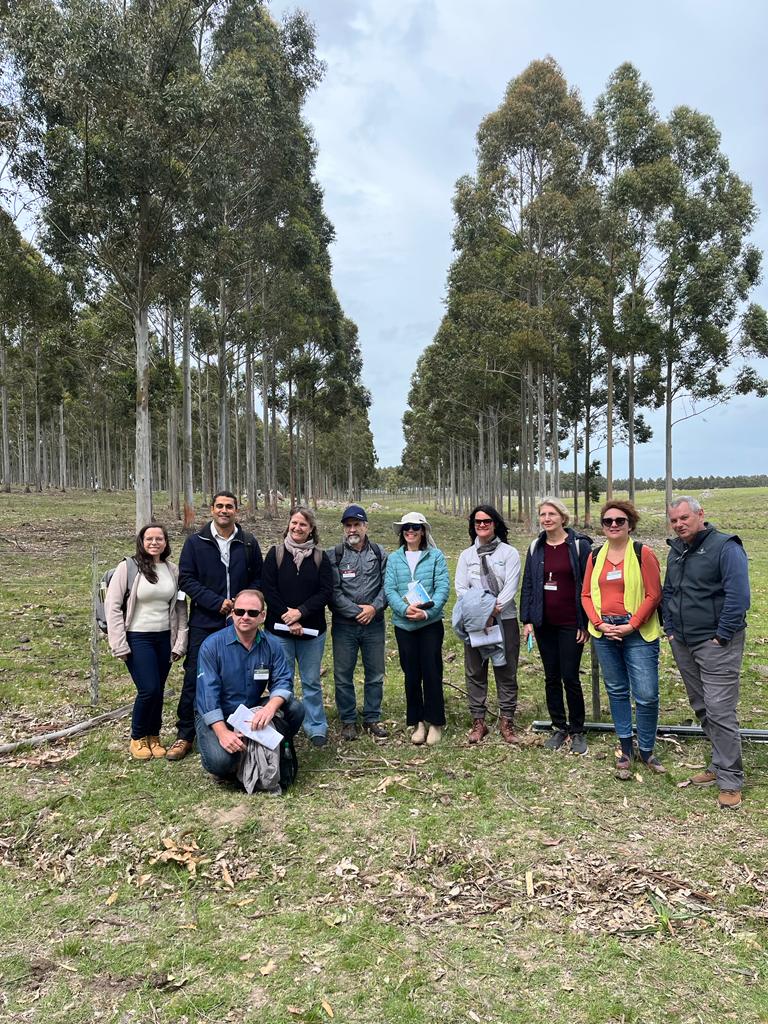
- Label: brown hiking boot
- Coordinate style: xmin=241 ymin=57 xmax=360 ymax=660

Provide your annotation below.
xmin=690 ymin=770 xmax=717 ymax=787
xmin=129 ymin=737 xmax=152 ymax=761
xmin=718 ymin=790 xmax=742 ymax=810
xmin=147 ymin=735 xmax=167 ymax=758
xmin=500 ymin=717 xmax=520 ymax=744
xmin=166 ymin=739 xmax=193 ymax=762
xmin=468 ymin=719 xmax=489 ymax=744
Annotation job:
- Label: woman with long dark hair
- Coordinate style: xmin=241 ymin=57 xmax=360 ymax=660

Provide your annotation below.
xmin=106 ymin=523 xmax=188 ymax=760
xmin=262 ymin=506 xmax=334 ymax=747
xmin=384 ymin=512 xmax=450 ymax=746
xmin=454 ymin=504 xmax=521 ymax=744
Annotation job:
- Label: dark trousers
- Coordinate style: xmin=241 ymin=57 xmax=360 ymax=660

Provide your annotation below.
xmin=394 ymin=621 xmax=446 ymax=726
xmin=465 ymin=618 xmax=520 ymax=719
xmin=126 ymin=630 xmax=171 ymax=739
xmin=533 ymin=622 xmax=586 ymax=733
xmin=177 ymin=624 xmax=221 ymax=742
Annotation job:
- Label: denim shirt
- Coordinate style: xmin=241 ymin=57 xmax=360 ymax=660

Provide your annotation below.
xmin=196 ymin=623 xmax=294 ymax=726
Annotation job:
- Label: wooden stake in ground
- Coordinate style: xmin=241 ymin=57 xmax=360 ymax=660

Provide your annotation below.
xmin=90 ymin=546 xmax=101 ymax=705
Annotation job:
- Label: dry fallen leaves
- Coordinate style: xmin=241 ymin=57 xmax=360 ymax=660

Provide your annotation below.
xmin=259 ymin=959 xmax=278 ymax=976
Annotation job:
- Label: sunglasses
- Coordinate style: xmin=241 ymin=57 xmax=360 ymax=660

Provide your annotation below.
xmin=601 ymin=516 xmax=628 ymax=527
xmin=402 ymin=524 xmax=423 ymax=532
xmin=232 ymin=607 xmax=262 ymax=618
xmin=474 ymin=518 xmax=493 ymax=526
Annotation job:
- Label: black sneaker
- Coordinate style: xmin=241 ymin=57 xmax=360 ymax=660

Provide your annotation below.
xmin=341 ymin=723 xmax=358 ymax=742
xmin=363 ymin=721 xmax=389 ymax=740
xmin=570 ymin=732 xmax=588 ymax=755
xmin=310 ymin=734 xmax=328 ymax=748
xmin=543 ymin=729 xmax=567 ymax=751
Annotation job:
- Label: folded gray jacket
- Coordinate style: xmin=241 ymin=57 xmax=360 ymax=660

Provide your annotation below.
xmin=237 ymin=739 xmax=281 ymax=795
xmin=452 ymin=589 xmax=507 ymax=667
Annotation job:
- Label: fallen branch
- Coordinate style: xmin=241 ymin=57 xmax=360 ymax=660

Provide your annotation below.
xmin=0 ymin=704 xmax=132 ymax=754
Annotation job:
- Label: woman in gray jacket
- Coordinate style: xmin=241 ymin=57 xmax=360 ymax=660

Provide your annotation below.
xmin=106 ymin=523 xmax=188 ymax=761
xmin=454 ymin=504 xmax=521 ymax=744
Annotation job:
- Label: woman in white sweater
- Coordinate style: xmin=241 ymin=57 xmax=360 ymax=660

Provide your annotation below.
xmin=454 ymin=504 xmax=521 ymax=744
xmin=105 ymin=523 xmax=188 ymax=761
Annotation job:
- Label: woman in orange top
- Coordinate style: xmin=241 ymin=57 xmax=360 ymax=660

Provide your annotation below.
xmin=581 ymin=500 xmax=663 ymax=780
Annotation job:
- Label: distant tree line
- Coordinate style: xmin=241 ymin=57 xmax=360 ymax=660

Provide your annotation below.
xmin=401 ymin=59 xmax=768 ymax=526
xmin=0 ymin=0 xmax=376 ymax=525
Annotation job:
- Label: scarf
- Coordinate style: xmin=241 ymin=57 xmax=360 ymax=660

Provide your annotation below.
xmin=284 ymin=535 xmax=316 ymax=570
xmin=476 ymin=536 xmax=501 ymax=597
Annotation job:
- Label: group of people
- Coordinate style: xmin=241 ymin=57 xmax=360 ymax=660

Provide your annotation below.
xmin=104 ymin=490 xmax=751 ymax=809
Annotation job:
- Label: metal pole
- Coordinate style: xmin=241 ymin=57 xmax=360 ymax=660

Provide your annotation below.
xmin=590 ymin=638 xmax=601 ymax=721
xmin=89 ymin=546 xmax=100 ymax=705
xmin=532 ymin=720 xmax=768 ymax=743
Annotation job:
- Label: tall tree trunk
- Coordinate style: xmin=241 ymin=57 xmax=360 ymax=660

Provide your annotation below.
xmin=0 ymin=334 xmax=11 ymax=492
xmin=182 ymin=296 xmax=195 ymax=528
xmin=134 ymin=305 xmax=153 ymax=529
xmin=664 ymin=351 xmax=674 ymax=513
xmin=217 ymin=276 xmax=229 ymax=490
xmin=58 ymin=401 xmax=66 ymax=491
xmin=627 ymin=351 xmax=636 ymax=504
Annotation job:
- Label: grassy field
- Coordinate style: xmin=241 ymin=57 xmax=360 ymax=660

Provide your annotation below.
xmin=1 ymin=487 xmax=768 ymax=1024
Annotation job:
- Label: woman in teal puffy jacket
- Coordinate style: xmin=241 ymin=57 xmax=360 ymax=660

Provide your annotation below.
xmin=384 ymin=512 xmax=450 ymax=745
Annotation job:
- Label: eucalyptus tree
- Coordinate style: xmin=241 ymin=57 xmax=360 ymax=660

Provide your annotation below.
xmin=3 ymin=0 xmax=212 ymax=526
xmin=650 ymin=106 xmax=767 ymax=507
xmin=592 ymin=62 xmax=676 ymax=498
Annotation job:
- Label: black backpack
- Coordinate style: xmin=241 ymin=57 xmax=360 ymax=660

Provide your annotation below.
xmin=271 ymin=713 xmax=299 ymax=792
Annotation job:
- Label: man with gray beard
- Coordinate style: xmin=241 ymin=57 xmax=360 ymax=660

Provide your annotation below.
xmin=327 ymin=505 xmax=388 ymax=740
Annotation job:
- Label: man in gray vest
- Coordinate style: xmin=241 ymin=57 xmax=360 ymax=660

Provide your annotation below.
xmin=663 ymin=497 xmax=750 ymax=810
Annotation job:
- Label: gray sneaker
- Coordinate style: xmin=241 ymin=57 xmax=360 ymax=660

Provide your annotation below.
xmin=543 ymin=729 xmax=568 ymax=750
xmin=570 ymin=732 xmax=588 ymax=755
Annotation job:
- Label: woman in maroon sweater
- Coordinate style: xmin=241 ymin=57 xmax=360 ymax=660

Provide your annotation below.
xmin=520 ymin=498 xmax=592 ymax=754
xmin=261 ymin=507 xmax=334 ymax=747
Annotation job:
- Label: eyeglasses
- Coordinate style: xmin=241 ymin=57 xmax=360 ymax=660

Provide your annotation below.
xmin=402 ymin=524 xmax=423 ymax=532
xmin=213 ymin=503 xmax=235 ymax=511
xmin=232 ymin=607 xmax=262 ymax=618
xmin=601 ymin=516 xmax=628 ymax=527
xmin=474 ymin=518 xmax=493 ymax=526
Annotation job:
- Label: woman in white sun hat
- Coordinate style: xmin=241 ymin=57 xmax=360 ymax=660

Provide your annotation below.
xmin=384 ymin=512 xmax=450 ymax=745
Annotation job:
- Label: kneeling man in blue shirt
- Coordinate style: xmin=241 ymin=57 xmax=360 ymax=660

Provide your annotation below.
xmin=195 ymin=589 xmax=305 ymax=780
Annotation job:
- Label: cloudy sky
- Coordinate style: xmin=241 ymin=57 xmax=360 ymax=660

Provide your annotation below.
xmin=270 ymin=0 xmax=768 ymax=476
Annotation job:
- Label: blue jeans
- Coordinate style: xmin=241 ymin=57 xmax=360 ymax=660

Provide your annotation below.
xmin=195 ymin=698 xmax=305 ymax=779
xmin=593 ymin=616 xmax=660 ymax=752
xmin=274 ymin=632 xmax=328 ymax=739
xmin=332 ymin=617 xmax=385 ymax=724
xmin=125 ymin=630 xmax=171 ymax=739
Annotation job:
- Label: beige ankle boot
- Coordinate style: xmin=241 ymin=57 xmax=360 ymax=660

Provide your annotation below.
xmin=426 ymin=724 xmax=442 ymax=746
xmin=411 ymin=722 xmax=427 ymax=745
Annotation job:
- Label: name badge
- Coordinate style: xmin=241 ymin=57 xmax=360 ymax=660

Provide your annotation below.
xmin=544 ymin=583 xmax=558 ymax=591
xmin=342 ymin=570 xmax=356 ymax=580
xmin=606 ymin=570 xmax=622 ymax=581
xmin=253 ymin=668 xmax=270 ymax=682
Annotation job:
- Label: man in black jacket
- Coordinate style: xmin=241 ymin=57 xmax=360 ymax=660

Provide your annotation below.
xmin=165 ymin=491 xmax=263 ymax=761
xmin=663 ymin=496 xmax=750 ymax=810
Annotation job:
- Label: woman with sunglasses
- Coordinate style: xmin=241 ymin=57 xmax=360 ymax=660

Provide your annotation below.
xmin=262 ymin=506 xmax=334 ymax=747
xmin=455 ymin=505 xmax=521 ymax=744
xmin=520 ymin=498 xmax=592 ymax=754
xmin=105 ymin=523 xmax=188 ymax=760
xmin=581 ymin=499 xmax=664 ymax=779
xmin=384 ymin=512 xmax=450 ymax=745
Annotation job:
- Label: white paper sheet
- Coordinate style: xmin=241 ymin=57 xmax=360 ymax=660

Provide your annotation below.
xmin=273 ymin=623 xmax=320 ymax=637
xmin=468 ymin=625 xmax=503 ymax=648
xmin=226 ymin=704 xmax=283 ymax=750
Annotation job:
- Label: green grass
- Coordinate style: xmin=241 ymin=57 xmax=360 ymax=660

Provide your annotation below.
xmin=1 ymin=486 xmax=768 ymax=1023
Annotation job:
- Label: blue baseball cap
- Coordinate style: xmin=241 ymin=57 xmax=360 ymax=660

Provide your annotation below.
xmin=341 ymin=504 xmax=368 ymax=523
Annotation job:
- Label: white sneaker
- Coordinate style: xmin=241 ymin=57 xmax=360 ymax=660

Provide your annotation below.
xmin=426 ymin=724 xmax=443 ymax=746
xmin=411 ymin=722 xmax=427 ymax=745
